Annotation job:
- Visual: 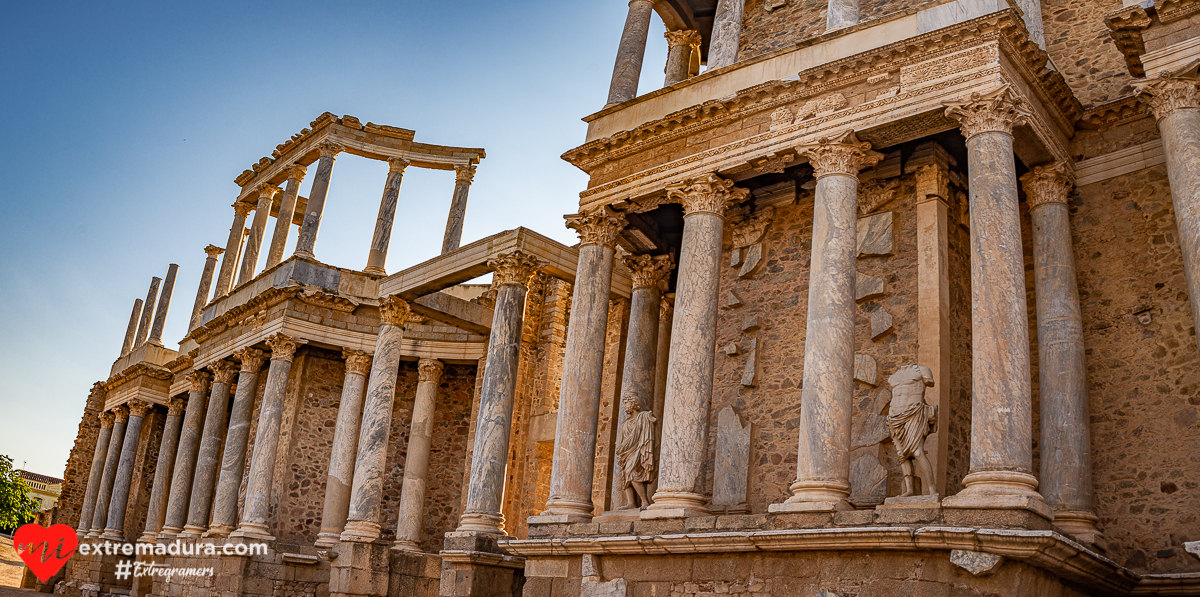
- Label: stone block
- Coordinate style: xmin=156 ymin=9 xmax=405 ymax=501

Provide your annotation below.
xmin=851 ymin=411 xmax=889 ymax=450
xmin=855 ymin=273 xmax=886 ymax=302
xmin=853 ymin=354 xmax=878 ymax=386
xmin=741 ymin=316 xmax=760 ymax=333
xmin=713 ymin=406 xmax=752 ymax=510
xmin=949 ymin=550 xmax=1004 ymax=576
xmin=869 ymin=309 xmax=893 ymax=339
xmin=848 ymin=454 xmax=888 ymax=507
xmin=723 ymin=343 xmax=740 ymax=356
xmin=738 ymin=243 xmax=764 ymax=278
xmin=726 ymin=290 xmax=743 ymax=308
xmin=525 ymin=558 xmax=569 ymax=578
xmin=741 ymin=339 xmax=759 ymax=387
xmin=857 ymin=211 xmax=895 ymax=257
xmin=832 ymin=509 xmax=876 ymax=526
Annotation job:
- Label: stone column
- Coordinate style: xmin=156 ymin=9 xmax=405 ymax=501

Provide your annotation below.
xmin=606 ymin=0 xmax=656 ymax=106
xmin=610 ymin=254 xmax=673 ymax=509
xmin=1023 ymin=162 xmax=1101 ymax=542
xmin=87 ymin=407 xmax=127 ymax=539
xmin=266 ymin=165 xmax=307 ymax=270
xmin=826 ymin=0 xmax=859 ymax=31
xmin=339 ymin=300 xmax=409 ymax=542
xmin=313 ymin=350 xmax=372 ymax=548
xmin=708 ymin=0 xmax=745 ymax=69
xmin=646 ymin=175 xmax=748 ymax=516
xmin=189 ymin=246 xmax=224 ymax=330
xmin=649 ymin=295 xmax=674 ymax=497
xmin=941 ymin=87 xmax=1048 ymax=516
xmin=773 ymin=132 xmax=881 ymax=513
xmin=457 ymin=251 xmax=542 ymax=534
xmin=206 ymin=348 xmax=267 ymax=537
xmin=159 ymin=371 xmax=211 ymax=539
xmin=134 ymin=277 xmax=161 ymax=348
xmin=366 ymin=158 xmax=410 ymax=274
xmin=442 ymin=164 xmax=476 ymax=254
xmin=138 ymin=397 xmax=185 ymax=543
xmin=148 ymin=264 xmax=179 ymax=346
xmin=100 ymin=400 xmax=152 ymax=541
xmin=664 ymin=30 xmax=702 ymax=86
xmin=392 ymin=358 xmax=445 ymax=552
xmin=216 ymin=202 xmax=254 ymax=298
xmin=237 ymin=185 xmax=279 ymax=286
xmin=120 ymin=299 xmax=143 ymax=356
xmin=231 ymin=334 xmax=303 ymax=541
xmin=180 ymin=361 xmax=238 ymax=537
xmin=294 ymin=142 xmax=344 ymax=260
xmin=544 ymin=209 xmax=626 ymax=520
xmin=1136 ymin=74 xmax=1200 ymax=356
xmin=77 ymin=411 xmax=115 ymax=535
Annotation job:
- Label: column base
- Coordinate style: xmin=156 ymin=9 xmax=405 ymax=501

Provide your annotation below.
xmin=156 ymin=527 xmax=182 ymax=542
xmin=136 ymin=531 xmax=158 ymax=544
xmin=541 ymin=497 xmax=595 ymax=520
xmin=942 ymin=471 xmax=1052 ymax=520
xmin=84 ymin=529 xmax=103 ymax=540
xmin=294 ymin=250 xmax=316 ymax=261
xmin=1053 ymin=509 xmax=1104 ymax=545
xmin=201 ymin=524 xmax=234 ymax=538
xmin=339 ymin=520 xmax=381 ymax=543
xmin=363 ymin=266 xmax=386 ymax=275
xmin=229 ymin=522 xmax=276 ymax=542
xmin=455 ymin=511 xmax=505 ymax=535
xmin=643 ymin=491 xmax=710 ymax=518
xmin=313 ymin=532 xmax=342 ymax=550
xmin=179 ymin=524 xmax=207 ymax=539
xmin=391 ymin=539 xmax=421 ymax=553
xmin=98 ymin=529 xmax=124 ymax=542
xmin=770 ymin=479 xmax=853 ymax=513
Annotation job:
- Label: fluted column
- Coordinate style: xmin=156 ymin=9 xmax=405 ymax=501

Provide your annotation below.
xmin=458 ymin=251 xmax=542 ymax=534
xmin=231 ymin=334 xmax=304 ymax=541
xmin=134 ymin=277 xmax=161 ymax=348
xmin=266 ymin=165 xmax=307 ymax=270
xmin=314 ymin=351 xmax=372 ymax=548
xmin=941 ymin=86 xmax=1048 ymax=516
xmin=216 ymin=202 xmax=253 ymax=298
xmin=392 ymin=358 xmax=445 ymax=552
xmin=120 ymin=299 xmax=143 ymax=356
xmin=87 ymin=407 xmax=127 ymax=539
xmin=606 ymin=0 xmax=655 ymax=106
xmin=205 ymin=348 xmax=267 ymax=537
xmin=708 ymin=0 xmax=745 ymax=69
xmin=100 ymin=400 xmax=152 ymax=541
xmin=366 ymin=158 xmax=410 ymax=274
xmin=159 ymin=371 xmax=211 ymax=539
xmin=294 ymin=142 xmax=344 ymax=260
xmin=148 ymin=264 xmax=179 ymax=346
xmin=237 ymin=185 xmax=279 ymax=286
xmin=544 ymin=209 xmax=626 ymax=519
xmin=189 ymin=246 xmax=224 ymax=330
xmin=647 ymin=175 xmax=748 ymax=516
xmin=77 ymin=411 xmax=115 ymax=535
xmin=664 ymin=30 xmax=702 ymax=87
xmin=180 ymin=361 xmax=238 ymax=537
xmin=138 ymin=397 xmax=185 ymax=543
xmin=441 ymin=164 xmax=476 ymax=254
xmin=774 ymin=132 xmax=881 ymax=513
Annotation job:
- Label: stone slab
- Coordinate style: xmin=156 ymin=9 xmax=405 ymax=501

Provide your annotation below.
xmin=713 ymin=406 xmax=752 ymax=508
xmin=853 ymin=354 xmax=878 ymax=386
xmin=857 ymin=211 xmax=895 ymax=256
xmin=855 ymin=273 xmax=886 ymax=302
xmin=870 ymin=308 xmax=893 ymax=339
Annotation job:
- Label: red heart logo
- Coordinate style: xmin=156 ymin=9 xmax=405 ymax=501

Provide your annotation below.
xmin=14 ymin=523 xmax=78 ymax=583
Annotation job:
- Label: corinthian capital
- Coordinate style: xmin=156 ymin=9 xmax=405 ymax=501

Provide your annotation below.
xmin=1020 ymin=162 xmax=1075 ymax=210
xmin=418 ymin=358 xmax=445 ymax=382
xmin=944 ymin=86 xmax=1032 ymax=139
xmin=1134 ymin=74 xmax=1200 ymax=120
xmin=455 ymin=164 xmax=477 ymax=185
xmin=317 ymin=141 xmax=345 ymax=158
xmin=665 ymin=29 xmax=702 ymax=48
xmin=233 ymin=201 xmax=254 ymax=218
xmin=666 ymin=173 xmax=750 ymax=216
xmin=284 ymin=164 xmax=308 ymax=182
xmin=204 ymin=244 xmax=225 ymax=258
xmin=379 ymin=295 xmax=411 ymax=327
xmin=186 ymin=370 xmax=212 ymax=394
xmin=566 ymin=207 xmax=627 ymax=248
xmin=113 ymin=405 xmax=129 ymax=424
xmin=623 ymin=254 xmax=675 ymax=290
xmin=211 ymin=360 xmax=239 ymax=385
xmin=488 ymin=251 xmax=542 ymax=287
xmin=343 ymin=350 xmax=373 ymax=376
xmin=99 ymin=411 xmax=115 ymax=427
xmin=233 ymin=347 xmax=266 ymax=373
xmin=256 ymin=184 xmax=280 ymax=199
xmin=798 ymin=130 xmax=883 ymax=178
xmin=167 ymin=397 xmax=187 ymax=417
xmin=389 ymin=157 xmax=411 ymax=174
xmin=266 ymin=333 xmax=304 ymax=362
xmin=127 ymin=400 xmax=152 ymax=418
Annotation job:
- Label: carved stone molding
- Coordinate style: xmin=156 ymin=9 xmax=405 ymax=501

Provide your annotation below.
xmin=566 ymin=207 xmax=627 ymax=248
xmin=665 ymin=173 xmax=750 ymax=216
xmin=389 ymin=157 xmax=411 ymax=174
xmin=859 ymin=178 xmax=900 ymax=214
xmin=113 ymin=404 xmax=129 ymax=424
xmin=455 ymin=164 xmax=477 ymax=185
xmin=418 ymin=358 xmax=445 ymax=382
xmin=204 ymin=244 xmax=225 ymax=257
xmin=99 ymin=411 xmax=115 ymax=427
xmin=730 ymin=206 xmax=775 ymax=249
xmin=664 ymin=29 xmax=702 ymax=49
xmin=623 ymin=254 xmax=675 ymax=290
xmin=1021 ymin=162 xmax=1075 ymax=210
xmin=168 ymin=397 xmax=187 ymax=417
xmin=798 ymin=131 xmax=883 ymax=178
xmin=317 ymin=141 xmax=345 ymax=158
xmin=187 ymin=370 xmax=212 ymax=393
xmin=266 ymin=333 xmax=304 ymax=362
xmin=379 ymin=296 xmax=412 ymax=327
xmin=944 ymin=86 xmax=1031 ymax=139
xmin=297 ymin=289 xmax=359 ymax=313
xmin=233 ymin=347 xmax=267 ymax=373
xmin=211 ymin=360 xmax=240 ymax=385
xmin=344 ymin=350 xmax=373 ymax=376
xmin=1135 ymin=75 xmax=1200 ymax=120
xmin=488 ymin=251 xmax=543 ymax=287
xmin=284 ymin=164 xmax=308 ymax=182
xmin=1104 ymin=5 xmax=1151 ymax=77
xmin=750 ymin=151 xmax=797 ymax=174
xmin=127 ymin=399 xmax=152 ymax=418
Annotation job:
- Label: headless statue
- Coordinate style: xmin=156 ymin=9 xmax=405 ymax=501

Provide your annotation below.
xmin=887 ymin=365 xmax=937 ymax=497
xmin=614 ymin=392 xmax=657 ymax=509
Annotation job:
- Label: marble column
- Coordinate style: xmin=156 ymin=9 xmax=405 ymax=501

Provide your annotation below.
xmin=87 ymin=407 xmax=127 ymax=539
xmin=205 ymin=348 xmax=267 ymax=537
xmin=647 ymin=174 xmax=748 ymax=516
xmin=134 ymin=277 xmax=161 ymax=348
xmin=941 ymin=86 xmax=1048 ymax=515
xmin=238 ymin=185 xmax=279 ymax=286
xmin=774 ymin=132 xmax=881 ymax=513
xmin=609 ymin=254 xmax=673 ymax=510
xmin=148 ymin=264 xmax=179 ymax=346
xmin=313 ymin=350 xmax=372 ymax=548
xmin=100 ymin=400 xmax=152 ymax=541
xmin=294 ymin=142 xmax=344 ymax=260
xmin=664 ymin=30 xmax=701 ymax=87
xmin=606 ymin=0 xmax=655 ymax=106
xmin=340 ymin=300 xmax=409 ymax=542
xmin=649 ymin=295 xmax=674 ymax=497
xmin=708 ymin=0 xmax=746 ymax=69
xmin=544 ymin=209 xmax=626 ymax=519
xmin=1137 ymin=74 xmax=1200 ymax=356
xmin=231 ymin=334 xmax=303 ymax=541
xmin=216 ymin=202 xmax=254 ymax=298
xmin=180 ymin=361 xmax=238 ymax=537
xmin=392 ymin=358 xmax=445 ymax=552
xmin=266 ymin=165 xmax=307 ymax=270
xmin=189 ymin=246 xmax=224 ymax=330
xmin=159 ymin=371 xmax=211 ymax=539
xmin=826 ymin=0 xmax=859 ymax=31
xmin=441 ymin=164 xmax=476 ymax=254
xmin=120 ymin=299 xmax=143 ymax=356
xmin=77 ymin=411 xmax=115 ymax=535
xmin=138 ymin=397 xmax=185 ymax=543
xmin=366 ymin=158 xmax=410 ymax=274
xmin=457 ymin=251 xmax=542 ymax=534
xmin=1023 ymin=162 xmax=1101 ymax=541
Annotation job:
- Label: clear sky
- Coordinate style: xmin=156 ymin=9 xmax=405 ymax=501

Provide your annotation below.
xmin=0 ymin=1 xmax=673 ymax=477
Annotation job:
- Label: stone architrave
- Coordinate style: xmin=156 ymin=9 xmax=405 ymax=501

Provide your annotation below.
xmin=392 ymin=358 xmax=444 ymax=552
xmin=442 ymin=164 xmax=476 ymax=254
xmin=189 ymin=245 xmax=224 ymax=330
xmin=711 ymin=406 xmax=751 ymax=513
xmin=606 ymin=0 xmax=656 ymax=106
xmin=77 ymin=411 xmax=115 ymax=535
xmin=134 ymin=277 xmax=161 ymax=348
xmin=100 ymin=400 xmax=152 ymax=541
xmin=215 ymin=202 xmax=253 ymax=298
xmin=314 ymin=350 xmax=372 ymax=548
xmin=265 ymin=164 xmax=307 ymax=270
xmin=206 ymin=348 xmax=267 ymax=538
xmin=180 ymin=360 xmax=238 ymax=538
xmin=709 ymin=0 xmax=746 ymax=69
xmin=366 ymin=158 xmax=410 ymax=274
xmin=148 ymin=264 xmax=179 ymax=345
xmin=664 ymin=30 xmax=701 ymax=86
xmin=294 ymin=141 xmax=344 ymax=260
xmin=238 ymin=184 xmax=279 ymax=286
xmin=120 ymin=299 xmax=143 ymax=355
xmin=139 ymin=397 xmax=185 ymax=543
xmin=159 ymin=371 xmax=210 ymax=539
xmin=87 ymin=407 xmax=127 ymax=539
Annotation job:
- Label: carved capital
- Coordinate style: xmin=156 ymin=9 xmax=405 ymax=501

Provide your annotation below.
xmin=623 ymin=254 xmax=675 ymax=290
xmin=1021 ymin=162 xmax=1075 ymax=210
xmin=284 ymin=164 xmax=308 ymax=182
xmin=797 ymin=130 xmax=883 ymax=178
xmin=1135 ymin=75 xmax=1200 ymax=120
xmin=454 ymin=164 xmax=477 ymax=185
xmin=266 ymin=333 xmax=303 ymax=362
xmin=211 ymin=360 xmax=240 ymax=385
xmin=126 ymin=399 xmax=152 ymax=419
xmin=99 ymin=411 xmax=115 ymax=427
xmin=186 ymin=370 xmax=212 ymax=394
xmin=944 ymin=86 xmax=1032 ymax=139
xmin=256 ymin=184 xmax=280 ymax=199
xmin=204 ymin=244 xmax=225 ymax=258
xmin=565 ymin=207 xmax=627 ymax=248
xmin=666 ymin=173 xmax=749 ymax=216
xmin=664 ymin=29 xmax=702 ymax=48
xmin=233 ymin=347 xmax=266 ymax=373
xmin=375 ymin=295 xmax=409 ymax=327
xmin=233 ymin=201 xmax=254 ymax=218
xmin=113 ymin=405 xmax=129 ymax=424
xmin=418 ymin=358 xmax=445 ymax=382
xmin=343 ymin=350 xmax=373 ymax=376
xmin=317 ymin=141 xmax=345 ymax=158
xmin=488 ymin=251 xmax=542 ymax=287
xmin=388 ymin=157 xmax=411 ymax=174
xmin=167 ymin=397 xmax=187 ymax=417
xmin=660 ymin=294 xmax=675 ymax=319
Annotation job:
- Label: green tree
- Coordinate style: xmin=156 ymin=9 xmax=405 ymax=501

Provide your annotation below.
xmin=0 ymin=455 xmax=40 ymax=533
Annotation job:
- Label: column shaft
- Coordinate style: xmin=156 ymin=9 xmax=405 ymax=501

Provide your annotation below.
xmin=87 ymin=410 xmax=127 ymax=539
xmin=190 ymin=246 xmax=223 ymax=330
xmin=101 ymin=401 xmax=151 ymax=541
xmin=649 ymin=297 xmax=674 ymax=497
xmin=664 ymin=31 xmax=701 ymax=87
xmin=159 ymin=373 xmax=211 ymax=538
xmin=121 ymin=299 xmax=143 ymax=356
xmin=294 ymin=143 xmax=343 ymax=259
xmin=708 ymin=0 xmax=746 ymax=69
xmin=606 ymin=0 xmax=655 ymax=106
xmin=77 ymin=413 xmax=115 ymax=534
xmin=139 ymin=398 xmax=185 ymax=542
xmin=148 ymin=264 xmax=179 ymax=345
xmin=314 ymin=351 xmax=371 ymax=548
xmin=266 ymin=166 xmax=306 ymax=269
xmin=238 ymin=186 xmax=278 ymax=286
xmin=134 ymin=277 xmax=161 ymax=348
xmin=215 ymin=203 xmax=252 ymax=298
xmin=392 ymin=359 xmax=444 ymax=552
xmin=441 ymin=165 xmax=475 ymax=254
xmin=366 ymin=159 xmax=409 ymax=273
xmin=206 ymin=348 xmax=266 ymax=537
xmin=181 ymin=362 xmax=237 ymax=537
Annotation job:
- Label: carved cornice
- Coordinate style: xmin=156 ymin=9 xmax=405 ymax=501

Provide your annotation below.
xmin=455 ymin=164 xmax=477 ymax=185
xmin=113 ymin=405 xmax=129 ymax=424
xmin=1134 ymin=74 xmax=1200 ymax=119
xmin=99 ymin=411 xmax=115 ymax=427
xmin=664 ymin=29 xmax=702 ymax=49
xmin=165 ymin=355 xmax=194 ymax=375
xmin=233 ymin=347 xmax=266 ymax=373
xmin=379 ymin=295 xmax=411 ymax=327
xmin=317 ymin=141 xmax=345 ymax=159
xmin=187 ymin=370 xmax=212 ymax=394
xmin=204 ymin=244 xmax=225 ymax=258
xmin=211 ymin=360 xmax=240 ymax=385
xmin=1157 ymin=0 xmax=1200 ymax=23
xmin=297 ymin=289 xmax=360 ymax=313
xmin=184 ymin=286 xmax=298 ymax=345
xmin=488 ymin=251 xmax=543 ymax=287
xmin=565 ymin=207 xmax=627 ymax=248
xmin=266 ymin=333 xmax=303 ymax=362
xmin=798 ymin=130 xmax=883 ymax=177
xmin=1021 ymin=162 xmax=1075 ymax=210
xmin=665 ymin=173 xmax=749 ymax=216
xmin=344 ymin=350 xmax=373 ymax=376
xmin=418 ymin=358 xmax=445 ymax=382
xmin=623 ymin=254 xmax=675 ymax=290
xmin=167 ymin=397 xmax=187 ymax=417
xmin=1105 ymin=5 xmax=1151 ymax=77
xmin=1077 ymin=95 xmax=1149 ymax=130
xmin=126 ymin=399 xmax=152 ymax=418
xmin=944 ymin=85 xmax=1032 ymax=138
xmin=104 ymin=362 xmax=174 ymax=392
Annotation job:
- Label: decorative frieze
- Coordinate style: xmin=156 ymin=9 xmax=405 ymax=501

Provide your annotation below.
xmin=566 ymin=207 xmax=627 ymax=247
xmin=666 ymin=173 xmax=750 ymax=216
xmin=943 ymin=86 xmax=1032 ymax=139
xmin=1021 ymin=162 xmax=1074 ymax=210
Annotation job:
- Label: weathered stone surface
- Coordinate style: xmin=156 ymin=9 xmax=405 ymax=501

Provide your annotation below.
xmin=741 ymin=338 xmax=758 ymax=387
xmin=713 ymin=406 xmax=751 ymax=511
xmin=726 ymin=290 xmax=743 ymax=308
xmin=870 ymin=308 xmax=893 ymax=339
xmin=848 ymin=454 xmax=887 ymax=507
xmin=723 ymin=343 xmax=740 ymax=356
xmin=606 ymin=0 xmax=654 ymax=105
xmin=738 ymin=243 xmax=764 ymax=278
xmin=741 ymin=315 xmax=760 ymax=333
xmin=855 ymin=272 xmax=886 ymax=302
xmin=950 ymin=550 xmax=1005 ymax=576
xmin=853 ymin=354 xmax=878 ymax=387
xmin=857 ymin=211 xmax=894 ymax=257
xmin=851 ymin=409 xmax=889 ymax=450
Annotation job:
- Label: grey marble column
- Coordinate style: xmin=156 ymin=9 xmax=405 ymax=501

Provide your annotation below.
xmin=138 ymin=397 xmax=185 ymax=543
xmin=365 ymin=158 xmax=410 ymax=274
xmin=826 ymin=0 xmax=859 ymax=31
xmin=180 ymin=361 xmax=238 ymax=537
xmin=441 ymin=164 xmax=476 ymax=254
xmin=266 ymin=165 xmax=307 ymax=270
xmin=457 ymin=251 xmax=542 ymax=534
xmin=216 ymin=202 xmax=253 ymax=298
xmin=87 ymin=407 xmax=127 ymax=539
xmin=314 ymin=350 xmax=372 ymax=548
xmin=231 ymin=333 xmax=304 ymax=541
xmin=340 ymin=301 xmax=409 ymax=543
xmin=606 ymin=0 xmax=655 ymax=106
xmin=189 ymin=246 xmax=224 ymax=331
xmin=134 ymin=277 xmax=161 ymax=348
xmin=120 ymin=299 xmax=143 ymax=356
xmin=237 ymin=185 xmax=279 ymax=286
xmin=77 ymin=411 xmax=115 ymax=535
xmin=158 ymin=372 xmax=211 ymax=539
xmin=942 ymin=87 xmax=1048 ymax=514
xmin=708 ymin=0 xmax=745 ymax=69
xmin=392 ymin=358 xmax=444 ymax=552
xmin=205 ymin=348 xmax=267 ymax=538
xmin=646 ymin=175 xmax=748 ymax=516
xmin=294 ymin=142 xmax=344 ymax=260
xmin=544 ymin=209 xmax=626 ymax=519
xmin=148 ymin=264 xmax=179 ymax=346
xmin=100 ymin=400 xmax=152 ymax=541
xmin=664 ymin=30 xmax=701 ymax=87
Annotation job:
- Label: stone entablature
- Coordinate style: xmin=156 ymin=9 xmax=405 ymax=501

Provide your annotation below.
xmin=102 ymin=363 xmax=173 ymax=410
xmin=1106 ymin=0 xmax=1200 ymax=78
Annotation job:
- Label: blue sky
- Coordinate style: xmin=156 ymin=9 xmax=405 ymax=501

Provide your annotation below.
xmin=0 ymin=1 xmax=673 ymax=476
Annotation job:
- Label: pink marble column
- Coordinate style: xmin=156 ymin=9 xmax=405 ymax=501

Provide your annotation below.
xmin=294 ymin=142 xmax=344 ymax=260
xmin=189 ymin=245 xmax=224 ymax=331
xmin=77 ymin=411 xmax=115 ymax=535
xmin=205 ymin=348 xmax=267 ymax=538
xmin=392 ymin=358 xmax=444 ymax=552
xmin=314 ymin=350 xmax=372 ymax=548
xmin=216 ymin=202 xmax=254 ymax=298
xmin=606 ymin=0 xmax=655 ymax=106
xmin=366 ymin=158 xmax=410 ymax=274
xmin=139 ymin=397 xmax=185 ymax=543
xmin=265 ymin=165 xmax=307 ymax=270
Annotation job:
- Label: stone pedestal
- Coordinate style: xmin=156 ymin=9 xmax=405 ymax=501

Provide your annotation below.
xmin=77 ymin=412 xmax=115 ymax=535
xmin=366 ymin=158 xmax=409 ymax=274
xmin=295 ymin=142 xmax=343 ymax=260
xmin=439 ymin=532 xmax=526 ymax=597
xmin=101 ymin=400 xmax=152 ymax=541
xmin=134 ymin=277 xmax=161 ymax=348
xmin=216 ymin=202 xmax=253 ymax=298
xmin=442 ymin=165 xmax=475 ymax=254
xmin=664 ymin=30 xmax=701 ymax=87
xmin=606 ymin=0 xmax=655 ymax=106
xmin=315 ymin=350 xmax=372 ymax=549
xmin=87 ymin=407 xmax=127 ymax=539
xmin=189 ymin=245 xmax=224 ymax=330
xmin=159 ymin=372 xmax=211 ymax=539
xmin=206 ymin=348 xmax=267 ymax=538
xmin=181 ymin=361 xmax=238 ymax=538
xmin=266 ymin=164 xmax=307 ymax=269
xmin=138 ymin=398 xmax=185 ymax=543
xmin=238 ymin=185 xmax=279 ymax=286
xmin=392 ymin=358 xmax=444 ymax=552
xmin=708 ymin=0 xmax=746 ymax=69
xmin=328 ymin=540 xmax=391 ymax=597
xmin=147 ymin=264 xmax=179 ymax=345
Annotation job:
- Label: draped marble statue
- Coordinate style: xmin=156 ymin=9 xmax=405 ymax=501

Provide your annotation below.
xmin=615 ymin=392 xmax=657 ymax=509
xmin=886 ymin=364 xmax=937 ymax=497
